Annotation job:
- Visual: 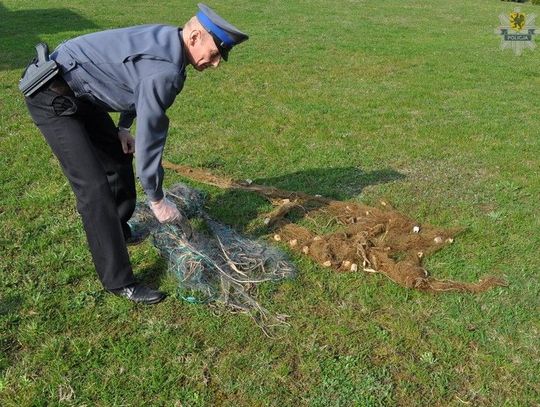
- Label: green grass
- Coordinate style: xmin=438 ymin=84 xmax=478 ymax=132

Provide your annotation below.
xmin=1 ymin=0 xmax=539 ymax=405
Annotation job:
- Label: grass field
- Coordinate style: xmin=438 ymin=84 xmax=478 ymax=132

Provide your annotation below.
xmin=1 ymin=0 xmax=539 ymax=405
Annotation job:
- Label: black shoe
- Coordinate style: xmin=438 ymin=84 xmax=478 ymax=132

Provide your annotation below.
xmin=108 ymin=283 xmax=166 ymax=305
xmin=125 ymin=223 xmax=150 ymax=246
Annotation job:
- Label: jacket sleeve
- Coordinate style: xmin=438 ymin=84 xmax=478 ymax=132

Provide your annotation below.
xmin=133 ymin=71 xmax=180 ymax=202
xmin=118 ymin=111 xmax=136 ymax=129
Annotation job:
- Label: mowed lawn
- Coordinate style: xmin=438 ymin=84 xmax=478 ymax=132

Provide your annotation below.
xmin=1 ymin=0 xmax=539 ymax=405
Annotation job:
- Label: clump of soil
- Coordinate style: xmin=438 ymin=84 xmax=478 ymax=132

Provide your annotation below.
xmin=164 ymin=161 xmax=507 ymax=293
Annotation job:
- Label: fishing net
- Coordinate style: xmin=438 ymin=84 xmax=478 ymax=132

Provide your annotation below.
xmin=129 ymin=183 xmax=296 ymax=336
xmin=162 ymin=160 xmax=507 ymax=294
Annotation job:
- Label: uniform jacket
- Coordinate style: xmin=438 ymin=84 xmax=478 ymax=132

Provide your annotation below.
xmin=51 ymin=24 xmax=187 ymax=201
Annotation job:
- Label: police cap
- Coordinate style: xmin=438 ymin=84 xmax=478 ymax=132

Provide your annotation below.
xmin=196 ymin=3 xmax=249 ymax=61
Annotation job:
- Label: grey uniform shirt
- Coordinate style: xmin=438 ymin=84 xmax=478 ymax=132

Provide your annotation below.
xmin=51 ymin=24 xmax=187 ymax=201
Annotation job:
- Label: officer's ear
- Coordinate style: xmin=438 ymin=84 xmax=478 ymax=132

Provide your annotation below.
xmin=188 ymin=29 xmax=203 ymax=47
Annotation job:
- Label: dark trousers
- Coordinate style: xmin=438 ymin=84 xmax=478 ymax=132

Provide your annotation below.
xmin=25 ymin=88 xmax=136 ymax=290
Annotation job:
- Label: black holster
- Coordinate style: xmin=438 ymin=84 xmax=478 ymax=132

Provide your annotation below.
xmin=19 ymin=43 xmax=60 ymax=97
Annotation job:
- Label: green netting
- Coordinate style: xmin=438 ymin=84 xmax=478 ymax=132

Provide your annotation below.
xmin=129 ymin=183 xmax=295 ymax=335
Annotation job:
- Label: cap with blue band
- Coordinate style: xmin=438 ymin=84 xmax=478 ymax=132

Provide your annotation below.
xmin=196 ymin=3 xmax=249 ymax=61
xmin=196 ymin=11 xmax=235 ymax=49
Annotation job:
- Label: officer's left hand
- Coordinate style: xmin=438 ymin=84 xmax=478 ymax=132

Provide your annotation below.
xmin=118 ymin=128 xmax=135 ymax=154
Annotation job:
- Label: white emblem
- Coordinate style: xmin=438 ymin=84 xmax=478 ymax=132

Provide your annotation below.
xmin=495 ymin=7 xmax=536 ymax=55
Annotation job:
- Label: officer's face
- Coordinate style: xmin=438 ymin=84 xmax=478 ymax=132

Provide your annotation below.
xmin=187 ymin=30 xmax=222 ymax=71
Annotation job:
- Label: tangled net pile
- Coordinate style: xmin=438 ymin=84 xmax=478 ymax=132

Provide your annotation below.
xmin=163 ymin=161 xmax=507 ymax=293
xmin=130 ymin=183 xmax=295 ymax=335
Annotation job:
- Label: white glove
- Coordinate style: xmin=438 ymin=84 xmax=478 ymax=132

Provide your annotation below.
xmin=149 ymin=198 xmax=180 ymax=223
xmin=118 ymin=128 xmax=135 ymax=154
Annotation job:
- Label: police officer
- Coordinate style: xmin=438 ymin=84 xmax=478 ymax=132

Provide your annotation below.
xmin=24 ymin=4 xmax=248 ymax=304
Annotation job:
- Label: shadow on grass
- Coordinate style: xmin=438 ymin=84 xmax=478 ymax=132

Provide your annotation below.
xmin=0 ymin=3 xmax=99 ymax=71
xmin=133 ymin=254 xmax=166 ymax=285
xmin=136 ymin=166 xmax=404 ymax=291
xmin=204 ymin=166 xmax=406 ymax=231
xmin=0 ymin=294 xmax=23 ymax=371
xmin=0 ymin=293 xmax=23 ymax=316
xmin=257 ymin=166 xmax=405 ymax=199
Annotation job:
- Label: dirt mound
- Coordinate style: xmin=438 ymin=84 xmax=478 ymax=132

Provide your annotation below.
xmin=163 ymin=160 xmax=507 ymax=293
